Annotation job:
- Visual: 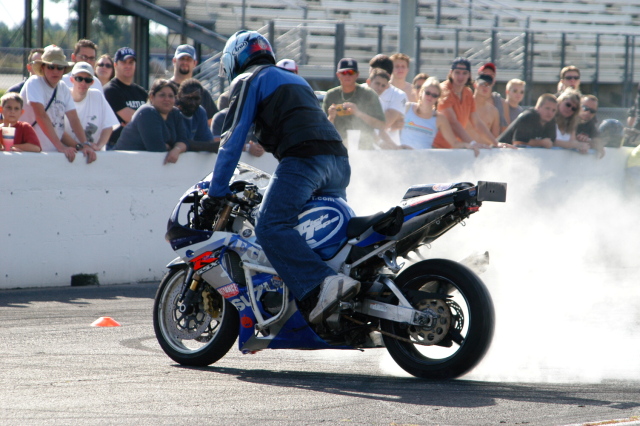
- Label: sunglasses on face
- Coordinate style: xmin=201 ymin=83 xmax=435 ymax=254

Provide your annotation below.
xmin=74 ymin=76 xmax=94 ymax=84
xmin=582 ymin=105 xmax=597 ymax=114
xmin=423 ymin=90 xmax=440 ymax=99
xmin=564 ymin=75 xmax=580 ymax=80
xmin=77 ymin=54 xmax=96 ymax=62
xmin=96 ymin=62 xmax=113 ymax=69
xmin=564 ymin=102 xmax=578 ymax=112
xmin=46 ymin=64 xmax=66 ymax=71
xmin=339 ymin=69 xmax=356 ymax=76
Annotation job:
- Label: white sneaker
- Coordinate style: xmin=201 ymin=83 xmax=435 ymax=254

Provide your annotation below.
xmin=308 ymin=274 xmax=360 ymax=324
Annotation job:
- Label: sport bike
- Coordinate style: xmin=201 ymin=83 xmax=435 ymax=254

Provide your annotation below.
xmin=153 ymin=163 xmax=506 ymax=379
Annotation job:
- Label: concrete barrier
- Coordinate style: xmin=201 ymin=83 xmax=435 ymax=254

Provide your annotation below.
xmin=0 ymin=147 xmax=632 ymax=289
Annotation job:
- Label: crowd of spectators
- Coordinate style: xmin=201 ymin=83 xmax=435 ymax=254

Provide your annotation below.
xmin=0 ymin=38 xmax=629 ymax=162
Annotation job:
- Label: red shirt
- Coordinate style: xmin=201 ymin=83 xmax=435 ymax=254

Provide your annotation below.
xmin=0 ymin=121 xmax=41 ymax=150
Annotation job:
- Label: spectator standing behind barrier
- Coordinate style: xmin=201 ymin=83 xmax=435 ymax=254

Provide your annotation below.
xmin=62 ymin=39 xmax=103 ymax=93
xmin=476 ymin=62 xmax=508 ymax=132
xmin=103 ymin=47 xmax=148 ymax=150
xmin=366 ymin=54 xmax=407 ymax=145
xmin=467 ymin=74 xmax=500 ymax=145
xmin=503 ymin=79 xmax=526 ymax=128
xmin=8 ymin=48 xmax=44 ymax=94
xmin=114 ymin=79 xmax=189 ymax=164
xmin=433 ymin=57 xmax=506 ymax=149
xmin=389 ymin=53 xmax=415 ymax=102
xmin=323 ymin=58 xmax=386 ymax=150
xmin=95 ymin=54 xmax=115 ymax=87
xmin=176 ymin=78 xmax=215 ymax=152
xmin=557 ymin=66 xmax=581 ymax=95
xmin=210 ymin=107 xmax=265 ymax=156
xmin=498 ymin=93 xmax=557 ymax=148
xmin=63 ymin=62 xmax=118 ymax=151
xmin=401 ymin=77 xmax=480 ymax=156
xmin=576 ymin=94 xmax=605 ymax=158
xmin=555 ymin=89 xmax=589 ymax=154
xmin=411 ymin=73 xmax=429 ymax=101
xmin=169 ymin=44 xmax=218 ymax=124
xmin=19 ymin=45 xmax=94 ymax=163
xmin=0 ymin=93 xmax=41 ymax=152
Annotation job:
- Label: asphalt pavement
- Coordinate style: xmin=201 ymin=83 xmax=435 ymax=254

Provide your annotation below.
xmin=1 ymin=283 xmax=639 ymax=425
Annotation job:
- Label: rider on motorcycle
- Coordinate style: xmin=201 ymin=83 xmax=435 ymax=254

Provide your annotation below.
xmin=205 ymin=30 xmax=360 ymax=324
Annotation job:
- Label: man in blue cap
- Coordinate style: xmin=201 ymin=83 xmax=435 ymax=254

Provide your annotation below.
xmin=103 ymin=47 xmax=148 ymax=149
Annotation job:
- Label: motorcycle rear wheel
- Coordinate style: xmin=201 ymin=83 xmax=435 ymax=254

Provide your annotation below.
xmin=381 ymin=259 xmax=494 ymax=380
xmin=153 ymin=266 xmax=239 ymax=366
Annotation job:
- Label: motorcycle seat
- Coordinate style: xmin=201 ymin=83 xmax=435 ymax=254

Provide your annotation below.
xmin=347 ymin=206 xmax=404 ymax=238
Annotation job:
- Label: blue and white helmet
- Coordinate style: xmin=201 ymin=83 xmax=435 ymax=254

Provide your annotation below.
xmin=219 ymin=30 xmax=275 ymax=83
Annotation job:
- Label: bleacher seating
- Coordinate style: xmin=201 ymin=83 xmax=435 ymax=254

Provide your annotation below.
xmin=163 ymin=0 xmax=640 ymax=89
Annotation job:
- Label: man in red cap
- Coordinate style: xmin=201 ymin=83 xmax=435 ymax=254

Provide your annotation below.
xmin=477 ymin=62 xmax=510 ymax=132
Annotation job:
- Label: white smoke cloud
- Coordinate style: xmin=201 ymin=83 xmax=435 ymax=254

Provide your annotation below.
xmin=347 ymin=149 xmax=640 ymax=383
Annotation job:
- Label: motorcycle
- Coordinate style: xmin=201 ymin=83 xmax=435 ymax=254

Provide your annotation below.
xmin=153 ymin=163 xmax=507 ymax=379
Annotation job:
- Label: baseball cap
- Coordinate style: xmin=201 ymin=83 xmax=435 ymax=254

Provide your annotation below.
xmin=174 ymin=44 xmax=196 ymax=61
xmin=337 ymin=58 xmax=358 ymax=73
xmin=478 ymin=62 xmax=496 ymax=74
xmin=451 ymin=57 xmax=471 ymax=72
xmin=71 ymin=61 xmax=95 ymax=77
xmin=114 ymin=47 xmax=136 ymax=63
xmin=276 ymin=58 xmax=298 ymax=73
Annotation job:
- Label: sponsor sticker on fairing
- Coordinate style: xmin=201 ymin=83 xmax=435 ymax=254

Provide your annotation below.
xmin=217 ymin=283 xmax=240 ymax=298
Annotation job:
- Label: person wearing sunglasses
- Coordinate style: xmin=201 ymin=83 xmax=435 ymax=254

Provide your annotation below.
xmin=498 ymin=93 xmax=558 ymax=148
xmin=469 ymin=74 xmax=501 ymax=145
xmin=576 ymin=94 xmax=605 ymax=158
xmin=18 ymin=45 xmax=94 ymax=163
xmin=400 ymin=77 xmax=480 ymax=156
xmin=554 ymin=89 xmax=590 ymax=154
xmin=62 ymin=39 xmax=104 ymax=93
xmin=63 ymin=62 xmax=118 ymax=152
xmin=557 ymin=66 xmax=581 ymax=95
xmin=433 ymin=57 xmax=509 ymax=149
xmin=95 ymin=54 xmax=115 ymax=87
xmin=323 ymin=57 xmax=386 ymax=150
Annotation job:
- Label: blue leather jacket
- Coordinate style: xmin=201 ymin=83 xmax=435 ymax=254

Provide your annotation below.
xmin=209 ymin=64 xmax=344 ymax=197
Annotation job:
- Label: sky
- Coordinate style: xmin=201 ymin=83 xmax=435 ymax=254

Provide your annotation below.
xmin=0 ymin=0 xmax=72 ymax=28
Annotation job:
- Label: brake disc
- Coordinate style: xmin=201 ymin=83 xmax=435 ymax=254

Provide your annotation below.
xmin=164 ymin=283 xmax=212 ymax=340
xmin=407 ymin=299 xmax=451 ymax=345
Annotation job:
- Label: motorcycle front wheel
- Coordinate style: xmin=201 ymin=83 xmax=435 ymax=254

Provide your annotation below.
xmin=153 ymin=266 xmax=239 ymax=366
xmin=380 ymin=259 xmax=495 ymax=380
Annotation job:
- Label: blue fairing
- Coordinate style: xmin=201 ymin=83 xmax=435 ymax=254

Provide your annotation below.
xmin=296 ymin=195 xmax=354 ymax=260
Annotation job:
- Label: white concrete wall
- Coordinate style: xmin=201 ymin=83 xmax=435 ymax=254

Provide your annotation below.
xmin=0 ymin=147 xmax=632 ymax=289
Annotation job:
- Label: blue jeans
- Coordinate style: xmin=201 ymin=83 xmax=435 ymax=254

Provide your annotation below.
xmin=255 ymin=155 xmax=351 ymax=301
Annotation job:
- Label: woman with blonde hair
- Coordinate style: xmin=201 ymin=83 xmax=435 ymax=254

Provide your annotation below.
xmin=400 ymin=77 xmax=480 ymax=155
xmin=555 ymin=89 xmax=590 ymax=153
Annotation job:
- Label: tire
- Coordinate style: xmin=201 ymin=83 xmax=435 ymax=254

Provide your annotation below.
xmin=153 ymin=266 xmax=239 ymax=366
xmin=381 ymin=259 xmax=494 ymax=380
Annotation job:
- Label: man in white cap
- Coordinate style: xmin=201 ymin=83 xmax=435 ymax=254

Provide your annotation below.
xmin=19 ymin=44 xmax=95 ymax=163
xmin=63 ymin=62 xmax=118 ymax=151
xmin=276 ymin=58 xmax=298 ymax=74
xmin=103 ymin=47 xmax=148 ymax=149
xmin=169 ymin=44 xmax=217 ymax=123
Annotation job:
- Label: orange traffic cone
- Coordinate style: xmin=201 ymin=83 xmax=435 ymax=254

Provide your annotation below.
xmin=90 ymin=317 xmax=121 ymax=327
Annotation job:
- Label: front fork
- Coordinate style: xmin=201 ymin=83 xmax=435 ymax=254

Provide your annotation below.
xmin=179 ymin=268 xmax=201 ymax=315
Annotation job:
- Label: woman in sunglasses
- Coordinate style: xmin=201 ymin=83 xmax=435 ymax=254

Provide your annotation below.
xmin=95 ymin=54 xmax=115 ymax=87
xmin=400 ymin=77 xmax=480 ymax=156
xmin=555 ymin=89 xmax=590 ymax=154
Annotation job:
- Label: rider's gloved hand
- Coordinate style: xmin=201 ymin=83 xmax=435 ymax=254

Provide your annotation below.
xmin=200 ymin=194 xmax=226 ymax=222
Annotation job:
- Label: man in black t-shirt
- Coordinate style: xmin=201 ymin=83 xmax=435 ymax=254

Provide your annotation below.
xmin=103 ymin=47 xmax=148 ymax=149
xmin=498 ymin=93 xmax=558 ymax=148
